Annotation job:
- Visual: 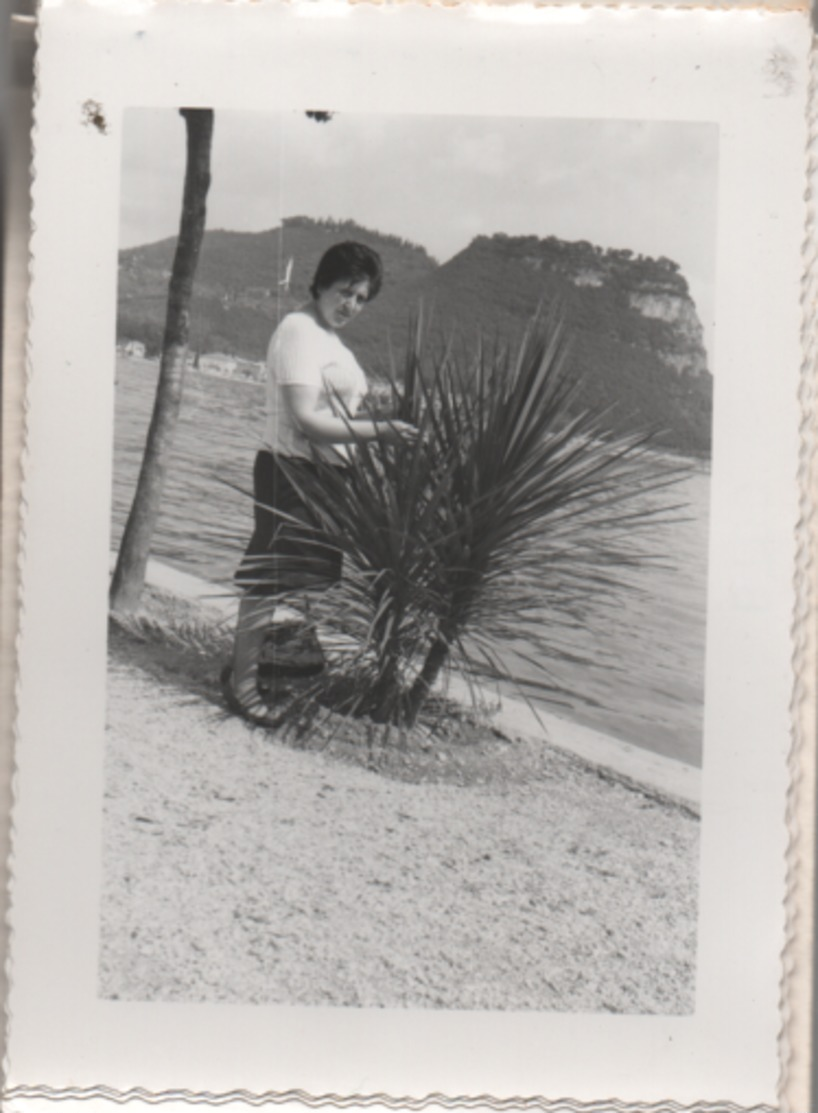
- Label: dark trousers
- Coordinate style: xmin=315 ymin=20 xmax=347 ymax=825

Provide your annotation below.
xmin=234 ymin=450 xmax=344 ymax=598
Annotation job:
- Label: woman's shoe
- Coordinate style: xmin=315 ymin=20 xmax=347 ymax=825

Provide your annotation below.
xmin=220 ymin=664 xmax=244 ymax=715
xmin=220 ymin=664 xmax=288 ymax=726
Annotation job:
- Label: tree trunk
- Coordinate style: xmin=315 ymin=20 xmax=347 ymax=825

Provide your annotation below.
xmin=405 ymin=586 xmax=477 ymax=724
xmin=110 ymin=109 xmax=214 ymax=613
xmin=404 ymin=632 xmax=452 ymax=726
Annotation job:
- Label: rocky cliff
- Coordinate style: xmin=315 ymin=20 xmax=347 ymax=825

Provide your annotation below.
xmin=416 ymin=234 xmax=712 ymax=454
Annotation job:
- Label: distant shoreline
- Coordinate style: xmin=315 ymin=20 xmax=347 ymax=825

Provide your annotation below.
xmin=116 ymin=353 xmax=714 ymax=466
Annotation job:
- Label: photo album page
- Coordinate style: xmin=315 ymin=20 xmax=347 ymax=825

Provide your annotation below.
xmin=5 ymin=4 xmax=816 ymax=1112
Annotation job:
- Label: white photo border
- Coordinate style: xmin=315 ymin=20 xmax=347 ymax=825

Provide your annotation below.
xmin=5 ymin=4 xmax=811 ymax=1109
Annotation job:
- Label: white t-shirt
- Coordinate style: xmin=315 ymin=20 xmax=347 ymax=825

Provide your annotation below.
xmin=264 ymin=310 xmax=368 ymax=463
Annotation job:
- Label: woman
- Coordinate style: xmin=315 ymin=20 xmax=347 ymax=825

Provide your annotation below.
xmin=228 ymin=241 xmax=417 ymax=722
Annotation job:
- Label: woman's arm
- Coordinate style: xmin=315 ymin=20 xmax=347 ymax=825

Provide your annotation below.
xmin=283 ymin=384 xmax=417 ymax=446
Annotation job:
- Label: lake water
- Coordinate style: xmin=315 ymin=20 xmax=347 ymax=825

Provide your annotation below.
xmin=111 ymin=357 xmax=710 ymax=768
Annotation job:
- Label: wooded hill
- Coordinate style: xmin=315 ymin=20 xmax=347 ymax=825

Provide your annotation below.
xmin=117 ymin=216 xmax=712 ymax=456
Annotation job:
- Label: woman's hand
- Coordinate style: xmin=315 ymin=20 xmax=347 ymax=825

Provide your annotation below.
xmin=378 ymin=420 xmax=420 ymax=446
xmin=284 ymin=385 xmax=419 ymax=447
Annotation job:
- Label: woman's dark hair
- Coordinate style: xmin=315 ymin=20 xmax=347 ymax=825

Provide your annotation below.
xmin=309 ymin=241 xmax=383 ymax=301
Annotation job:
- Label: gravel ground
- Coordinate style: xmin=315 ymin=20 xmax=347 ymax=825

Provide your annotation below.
xmin=100 ymin=633 xmax=700 ymax=1014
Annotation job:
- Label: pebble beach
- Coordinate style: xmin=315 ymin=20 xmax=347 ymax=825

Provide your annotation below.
xmin=99 ymin=583 xmax=700 ymax=1014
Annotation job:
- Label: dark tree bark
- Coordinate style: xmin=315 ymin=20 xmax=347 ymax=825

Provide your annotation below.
xmin=405 ymin=632 xmax=451 ymax=726
xmin=110 ymin=109 xmax=214 ymax=613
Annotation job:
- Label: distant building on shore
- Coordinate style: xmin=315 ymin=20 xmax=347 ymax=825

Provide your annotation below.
xmin=197 ymin=353 xmax=264 ymax=383
xmin=198 ymin=352 xmax=237 ymax=377
xmin=123 ymin=340 xmax=146 ymax=359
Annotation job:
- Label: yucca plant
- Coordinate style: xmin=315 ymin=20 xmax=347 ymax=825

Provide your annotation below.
xmin=255 ymin=312 xmax=689 ymax=731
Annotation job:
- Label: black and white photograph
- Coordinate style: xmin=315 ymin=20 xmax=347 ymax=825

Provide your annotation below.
xmin=5 ymin=6 xmax=810 ymax=1107
xmin=102 ymin=109 xmax=715 ymax=1014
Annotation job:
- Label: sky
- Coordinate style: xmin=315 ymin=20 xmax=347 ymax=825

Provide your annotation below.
xmin=120 ymin=109 xmax=719 ymax=352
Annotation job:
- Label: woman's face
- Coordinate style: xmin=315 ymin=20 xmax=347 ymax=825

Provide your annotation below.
xmin=314 ymin=277 xmax=371 ymax=331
